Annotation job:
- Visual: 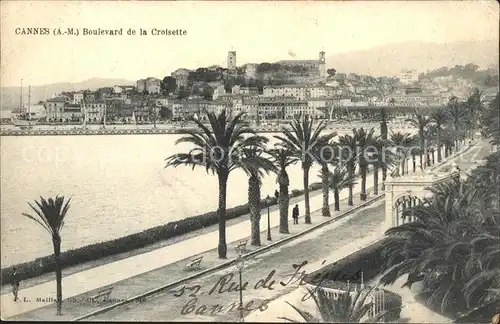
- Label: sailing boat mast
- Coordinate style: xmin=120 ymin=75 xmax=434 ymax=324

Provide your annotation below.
xmin=28 ymin=86 xmax=31 ymax=119
xmin=20 ymin=79 xmax=23 ymax=113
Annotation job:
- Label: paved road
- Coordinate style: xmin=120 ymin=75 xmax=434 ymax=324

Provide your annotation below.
xmin=89 ymin=140 xmax=492 ymax=322
xmin=90 ymin=202 xmax=387 ymax=322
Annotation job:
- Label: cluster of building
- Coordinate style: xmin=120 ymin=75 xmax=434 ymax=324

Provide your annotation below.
xmin=35 ymin=51 xmax=490 ymax=124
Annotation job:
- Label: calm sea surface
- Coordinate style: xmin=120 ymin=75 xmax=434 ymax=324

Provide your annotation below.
xmin=0 ymin=124 xmax=415 ymax=267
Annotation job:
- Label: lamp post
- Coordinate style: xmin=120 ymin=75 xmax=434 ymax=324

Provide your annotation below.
xmin=235 ymin=247 xmax=245 ymax=323
xmin=266 ymin=195 xmax=272 ymax=241
xmin=451 ymin=161 xmax=460 ymax=180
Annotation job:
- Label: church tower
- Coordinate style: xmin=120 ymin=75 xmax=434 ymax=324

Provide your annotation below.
xmin=227 ymin=51 xmax=237 ymax=70
xmin=318 ymin=51 xmax=326 ymax=79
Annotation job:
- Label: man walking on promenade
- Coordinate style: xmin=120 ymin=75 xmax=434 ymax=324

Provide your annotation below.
xmin=12 ymin=267 xmax=20 ymax=301
xmin=274 ymin=190 xmax=279 ymax=201
xmin=292 ymin=204 xmax=299 ymax=224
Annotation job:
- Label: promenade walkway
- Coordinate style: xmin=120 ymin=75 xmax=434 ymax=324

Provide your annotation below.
xmin=2 ymin=170 xmax=377 ymax=319
xmin=1 ymin=139 xmax=487 ymax=320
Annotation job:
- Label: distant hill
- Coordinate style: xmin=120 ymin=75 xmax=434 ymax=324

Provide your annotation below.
xmin=326 ymin=40 xmax=499 ymax=77
xmin=0 ymin=78 xmax=135 ymax=110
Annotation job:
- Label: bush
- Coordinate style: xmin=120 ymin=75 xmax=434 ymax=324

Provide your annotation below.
xmin=305 ymin=238 xmax=390 ymax=285
xmin=309 ymin=182 xmax=323 ymax=191
xmin=1 ymin=185 xmax=321 ymax=286
xmin=303 ymin=238 xmax=402 ymax=321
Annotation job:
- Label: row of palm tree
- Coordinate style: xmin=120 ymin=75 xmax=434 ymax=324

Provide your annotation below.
xmin=166 ymin=93 xmax=480 ymax=260
xmin=405 ymin=89 xmax=486 ymax=172
xmin=18 ymin=90 xmax=490 ymax=316
xmin=275 ymin=92 xmax=498 ymax=323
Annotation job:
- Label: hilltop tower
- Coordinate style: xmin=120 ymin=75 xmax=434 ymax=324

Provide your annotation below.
xmin=227 ymin=51 xmax=237 ymax=70
xmin=318 ymin=51 xmax=326 ymax=79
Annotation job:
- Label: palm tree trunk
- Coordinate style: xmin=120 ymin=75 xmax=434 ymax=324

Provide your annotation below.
xmin=53 ymin=235 xmax=62 ymax=316
xmin=360 ymin=165 xmax=367 ymax=201
xmin=248 ymin=174 xmax=261 ymax=246
xmin=217 ymin=172 xmax=228 ymax=259
xmin=321 ymin=165 xmax=331 ymax=216
xmin=279 ymin=183 xmax=289 ymax=234
xmin=437 ymin=140 xmax=442 ymax=162
xmin=334 ymin=189 xmax=340 ymax=211
xmin=373 ymin=166 xmax=379 ymax=195
xmin=303 ymin=167 xmax=311 ymax=224
xmin=381 ymin=165 xmax=387 ymax=191
xmin=348 ymin=166 xmax=354 ymax=206
xmin=412 ymin=154 xmax=416 ymax=173
xmin=401 ymin=159 xmax=405 ymax=175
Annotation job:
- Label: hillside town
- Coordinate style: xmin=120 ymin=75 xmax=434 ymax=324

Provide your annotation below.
xmin=8 ymin=51 xmax=499 ymax=125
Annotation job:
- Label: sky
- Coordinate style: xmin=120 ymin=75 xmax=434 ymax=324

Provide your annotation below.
xmin=1 ymin=0 xmax=498 ymax=87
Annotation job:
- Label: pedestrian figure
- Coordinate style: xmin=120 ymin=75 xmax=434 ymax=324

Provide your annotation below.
xmin=274 ymin=190 xmax=279 ymax=201
xmin=12 ymin=267 xmax=19 ymax=302
xmin=292 ymin=204 xmax=299 ymax=224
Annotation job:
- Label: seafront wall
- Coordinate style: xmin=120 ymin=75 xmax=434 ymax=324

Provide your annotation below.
xmin=0 ymin=183 xmax=323 ymax=286
xmin=0 ymin=126 xmax=288 ymax=136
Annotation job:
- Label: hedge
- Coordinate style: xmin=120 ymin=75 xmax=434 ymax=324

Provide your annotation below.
xmin=1 ymin=185 xmax=320 ymax=286
xmin=303 ymin=238 xmax=402 ymax=321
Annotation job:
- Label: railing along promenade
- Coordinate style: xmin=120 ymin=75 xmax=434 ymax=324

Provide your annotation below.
xmin=0 ymin=126 xmax=287 ymax=136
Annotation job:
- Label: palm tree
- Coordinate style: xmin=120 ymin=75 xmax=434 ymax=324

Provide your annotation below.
xmin=407 ymin=135 xmax=421 ymax=173
xmin=368 ymin=137 xmax=395 ymax=195
xmin=314 ymin=137 xmax=337 ymax=217
xmin=279 ymin=286 xmax=397 ymax=323
xmin=241 ymin=146 xmax=275 ymax=246
xmin=481 ymin=93 xmax=500 ymax=144
xmin=165 ymin=110 xmax=267 ymax=258
xmin=441 ymin=127 xmax=455 ymax=158
xmin=379 ymin=108 xmax=390 ymax=190
xmin=353 ymin=128 xmax=375 ymax=201
xmin=337 ymin=134 xmax=358 ymax=206
xmin=276 ymin=117 xmax=336 ymax=224
xmin=464 ymin=88 xmax=484 ymax=140
xmin=447 ymin=97 xmax=468 ymax=152
xmin=430 ymin=107 xmax=449 ymax=163
xmin=389 ymin=130 xmax=412 ymax=177
xmin=379 ymin=168 xmax=500 ymax=316
xmin=406 ymin=108 xmax=430 ymax=170
xmin=267 ymin=146 xmax=298 ymax=234
xmin=324 ymin=165 xmax=357 ymax=211
xmin=22 ymin=196 xmax=71 ymax=316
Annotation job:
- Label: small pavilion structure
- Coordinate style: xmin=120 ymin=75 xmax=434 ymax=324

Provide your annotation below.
xmin=384 ymin=166 xmax=459 ymax=229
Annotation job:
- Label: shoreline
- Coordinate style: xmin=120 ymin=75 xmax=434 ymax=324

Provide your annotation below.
xmin=0 ymin=121 xmax=391 ymax=136
xmin=0 ymin=184 xmax=324 ymax=289
xmin=1 ymin=126 xmax=290 ymax=136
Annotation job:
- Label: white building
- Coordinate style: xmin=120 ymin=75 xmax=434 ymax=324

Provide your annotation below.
xmin=171 ymin=68 xmax=191 ymax=88
xmin=145 ymin=77 xmax=162 ymax=94
xmin=245 ymin=64 xmax=257 ymax=78
xmin=307 ymin=98 xmax=327 ymax=117
xmin=263 ymin=85 xmax=308 ymax=100
xmin=212 ymin=85 xmax=226 ymax=100
xmin=309 ymin=86 xmax=326 ymax=98
xmin=83 ymin=101 xmax=106 ymax=122
xmin=135 ymin=80 xmax=146 ymax=93
xmin=73 ymin=92 xmax=84 ymax=103
xmin=399 ymin=69 xmax=419 ymax=85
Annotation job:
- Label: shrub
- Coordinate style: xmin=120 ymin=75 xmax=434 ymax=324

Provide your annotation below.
xmin=1 ymin=185 xmax=321 ymax=286
xmin=308 ymin=182 xmax=323 ymax=191
xmin=303 ymin=238 xmax=402 ymax=321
